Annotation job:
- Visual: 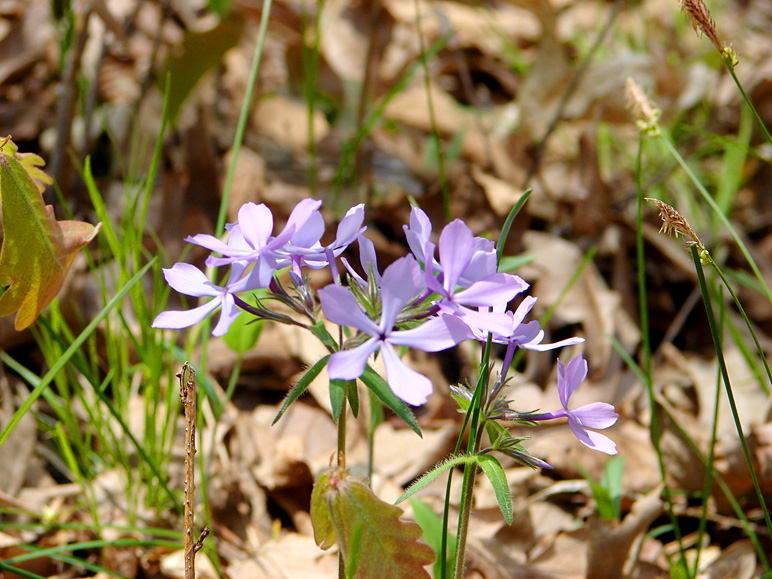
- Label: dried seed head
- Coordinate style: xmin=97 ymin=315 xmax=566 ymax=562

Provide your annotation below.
xmin=645 ymin=198 xmax=704 ymax=250
xmin=626 ymin=77 xmax=661 ymax=136
xmin=678 ymin=0 xmax=726 ymax=57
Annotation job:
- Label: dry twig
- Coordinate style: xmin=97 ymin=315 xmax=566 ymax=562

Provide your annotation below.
xmin=177 ymin=362 xmax=208 ymax=579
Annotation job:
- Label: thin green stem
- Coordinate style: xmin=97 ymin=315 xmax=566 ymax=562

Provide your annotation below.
xmin=217 ymin=0 xmax=273 ymax=237
xmin=656 ymin=128 xmax=772 ymax=309
xmin=413 ymin=0 xmax=450 ymax=223
xmin=725 ymin=62 xmax=772 ymax=148
xmin=690 ymin=245 xmax=772 ymax=541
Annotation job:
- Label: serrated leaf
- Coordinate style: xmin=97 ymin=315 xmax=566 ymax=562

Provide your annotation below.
xmin=477 ymin=454 xmax=513 ymax=525
xmin=313 ymin=469 xmax=434 ymax=578
xmin=0 ymin=141 xmax=100 ymax=330
xmin=360 ymin=365 xmax=421 ymax=436
xmin=273 ymin=355 xmax=329 ymax=425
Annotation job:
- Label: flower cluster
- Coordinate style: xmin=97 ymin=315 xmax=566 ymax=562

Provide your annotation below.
xmin=154 ymin=199 xmax=618 ymax=454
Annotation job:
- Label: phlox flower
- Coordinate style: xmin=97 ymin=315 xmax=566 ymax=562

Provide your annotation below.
xmin=152 ymin=262 xmax=253 ymax=336
xmin=403 ymin=207 xmax=497 ymax=286
xmin=469 ymin=297 xmax=585 ymax=381
xmin=319 ymin=255 xmax=468 ymax=406
xmin=424 ymin=219 xmax=529 ymax=335
xmin=186 ymin=199 xmax=324 ymax=286
xmin=342 ymin=235 xmax=381 ymax=288
xmin=284 ymin=203 xmax=366 ymax=276
xmin=532 ymin=355 xmax=619 ymax=455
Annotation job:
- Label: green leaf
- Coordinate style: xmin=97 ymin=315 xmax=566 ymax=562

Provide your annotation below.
xmin=160 ymin=14 xmax=244 ymax=123
xmin=498 ymin=255 xmax=535 ymax=273
xmin=410 ymin=498 xmax=456 ymax=579
xmin=0 ymin=139 xmax=100 ymax=330
xmin=311 ymin=472 xmax=337 ymax=550
xmin=223 ymin=312 xmax=264 ymax=354
xmin=309 ymin=320 xmax=339 ymax=351
xmin=312 ymin=469 xmax=434 ymax=578
xmin=477 ymin=454 xmax=513 ymax=525
xmin=272 ymin=356 xmax=329 ymax=425
xmin=396 ymin=456 xmax=473 ymax=504
xmin=346 ymin=379 xmax=359 ymax=418
xmin=360 ymin=365 xmax=421 ymax=436
xmin=588 ymin=481 xmax=617 ymax=522
xmin=330 ymin=379 xmax=346 ymax=422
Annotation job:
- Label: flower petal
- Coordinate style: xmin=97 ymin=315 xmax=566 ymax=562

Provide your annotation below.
xmin=335 ymin=203 xmax=366 ymax=246
xmin=380 ymin=256 xmax=423 ymax=328
xmin=381 ymin=344 xmax=433 ymax=406
xmin=212 ymin=293 xmax=242 ymax=336
xmin=521 ymin=334 xmax=585 ymax=352
xmin=570 ymin=402 xmax=619 ymax=429
xmin=403 ymin=207 xmax=434 ymax=266
xmin=558 ymin=355 xmax=588 ymax=408
xmin=238 ymin=202 xmax=273 ymax=249
xmin=185 ymin=233 xmax=235 ymax=256
xmin=451 ymin=306 xmax=514 ymax=336
xmin=152 ymin=299 xmax=221 ymax=330
xmin=163 ymin=263 xmax=220 ymax=298
xmin=319 ymin=285 xmax=381 ymax=336
xmin=453 ymin=273 xmax=528 ymax=307
xmin=438 ymin=220 xmax=474 ymax=290
xmin=458 ymin=237 xmax=497 ymax=286
xmin=327 ymin=338 xmax=380 ymax=380
xmin=390 ymin=314 xmax=469 ymax=352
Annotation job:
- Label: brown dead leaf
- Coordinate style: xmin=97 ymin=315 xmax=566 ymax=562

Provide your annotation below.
xmin=253 ymin=95 xmax=330 ymax=154
xmin=702 ymin=540 xmax=757 ymax=579
xmin=0 ymin=371 xmax=36 ymax=496
xmin=471 ymin=165 xmax=527 ymax=217
xmin=159 ymin=550 xmax=218 ymax=579
xmin=521 ymin=231 xmax=640 ymax=373
xmin=586 ymin=485 xmax=664 ymax=579
xmin=229 ymin=533 xmax=338 ymax=578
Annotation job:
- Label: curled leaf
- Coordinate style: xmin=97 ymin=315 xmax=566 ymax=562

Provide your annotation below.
xmin=0 ymin=138 xmax=100 ymax=330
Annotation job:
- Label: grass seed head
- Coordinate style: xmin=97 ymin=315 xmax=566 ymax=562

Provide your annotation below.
xmin=678 ymin=0 xmax=735 ymax=66
xmin=626 ymin=77 xmax=661 ymax=136
xmin=645 ymin=197 xmax=704 ymax=250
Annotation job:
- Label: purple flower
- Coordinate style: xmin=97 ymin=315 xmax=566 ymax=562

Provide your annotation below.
xmin=285 ymin=203 xmax=366 ymax=275
xmin=468 ymin=297 xmax=585 ymax=381
xmin=342 ymin=235 xmax=381 ymax=288
xmin=319 ymin=256 xmax=469 ymax=406
xmin=424 ymin=219 xmax=529 ymax=334
xmin=403 ymin=207 xmax=441 ymax=274
xmin=185 ymin=199 xmax=324 ymax=286
xmin=403 ymin=207 xmax=497 ymax=286
xmin=533 ymin=355 xmax=619 ymax=455
xmin=152 ymin=262 xmax=253 ymax=336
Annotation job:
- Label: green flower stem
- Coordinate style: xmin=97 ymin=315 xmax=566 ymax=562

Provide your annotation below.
xmin=725 ymin=60 xmax=772 ymax=148
xmin=452 ymin=342 xmax=493 ymax=579
xmin=655 ymin=126 xmax=772 ymax=309
xmin=690 ymin=245 xmax=772 ymax=541
xmin=217 ymin=0 xmax=273 ymax=237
